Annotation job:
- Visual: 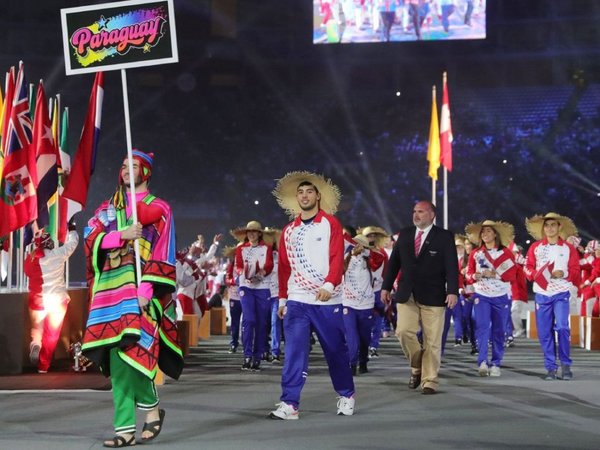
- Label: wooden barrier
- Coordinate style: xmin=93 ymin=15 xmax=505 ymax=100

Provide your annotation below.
xmin=155 ymin=369 xmax=165 ymax=386
xmin=585 ymin=317 xmax=600 ymax=351
xmin=176 ymin=320 xmax=190 ymax=356
xmin=210 ymin=307 xmax=227 ymax=335
xmin=182 ymin=314 xmax=199 ymax=347
xmin=527 ymin=311 xmax=537 ymax=339
xmin=199 ymin=310 xmax=211 ymax=341
xmin=570 ymin=315 xmax=581 ymax=346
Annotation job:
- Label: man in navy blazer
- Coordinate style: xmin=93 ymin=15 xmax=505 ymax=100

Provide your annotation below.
xmin=382 ymin=201 xmax=459 ymax=394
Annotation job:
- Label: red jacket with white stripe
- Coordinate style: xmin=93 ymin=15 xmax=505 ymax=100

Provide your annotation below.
xmin=235 ymin=240 xmax=274 ymax=290
xmin=278 ymin=210 xmax=344 ymax=305
xmin=524 ymin=238 xmax=580 ymax=296
xmin=24 ymin=231 xmax=79 ymax=297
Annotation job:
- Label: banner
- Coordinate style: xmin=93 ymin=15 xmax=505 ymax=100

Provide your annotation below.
xmin=61 ymin=0 xmax=178 ymax=75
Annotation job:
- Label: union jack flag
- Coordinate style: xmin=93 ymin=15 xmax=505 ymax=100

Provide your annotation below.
xmin=0 ymin=62 xmax=38 ymax=236
xmin=5 ymin=64 xmax=32 ymax=157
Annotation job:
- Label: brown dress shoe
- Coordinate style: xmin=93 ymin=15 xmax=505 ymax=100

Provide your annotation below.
xmin=408 ymin=373 xmax=421 ymax=389
xmin=422 ymin=387 xmax=436 ymax=395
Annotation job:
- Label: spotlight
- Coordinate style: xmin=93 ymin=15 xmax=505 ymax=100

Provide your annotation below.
xmin=395 ymin=91 xmax=401 ymax=97
xmin=254 ymin=200 xmax=259 ymax=205
xmin=502 ymin=159 xmax=507 ymax=164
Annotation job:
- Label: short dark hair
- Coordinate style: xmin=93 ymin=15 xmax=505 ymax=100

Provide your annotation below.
xmin=297 ymin=180 xmax=319 ymax=193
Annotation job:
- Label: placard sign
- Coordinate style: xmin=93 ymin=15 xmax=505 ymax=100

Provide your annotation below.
xmin=61 ymin=0 xmax=178 ymax=75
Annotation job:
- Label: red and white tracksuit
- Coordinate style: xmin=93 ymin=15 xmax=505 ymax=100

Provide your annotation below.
xmin=24 ymin=230 xmax=79 ymax=371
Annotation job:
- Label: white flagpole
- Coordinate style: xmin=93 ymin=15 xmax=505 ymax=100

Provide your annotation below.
xmin=7 ymin=233 xmax=13 ymax=290
xmin=443 ymin=167 xmax=448 ymax=229
xmin=18 ymin=229 xmax=24 ymax=290
xmin=121 ymin=69 xmax=142 ymax=287
xmin=431 ymin=178 xmax=436 ymax=225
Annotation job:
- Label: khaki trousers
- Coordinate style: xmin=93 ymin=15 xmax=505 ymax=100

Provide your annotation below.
xmin=395 ymin=297 xmax=445 ymax=390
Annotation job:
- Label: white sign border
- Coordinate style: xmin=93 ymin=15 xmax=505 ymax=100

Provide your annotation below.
xmin=61 ymin=0 xmax=178 ymax=76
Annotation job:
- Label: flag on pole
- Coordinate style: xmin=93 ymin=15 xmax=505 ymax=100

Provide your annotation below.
xmin=440 ymin=72 xmax=453 ymax=172
xmin=56 ymin=107 xmax=71 ymax=243
xmin=1 ymin=68 xmax=16 ymax=185
xmin=31 ymin=81 xmax=60 ymax=229
xmin=0 ymin=84 xmax=4 ymax=183
xmin=427 ymin=85 xmax=440 ymax=181
xmin=0 ymin=62 xmax=38 ymax=237
xmin=59 ymin=107 xmax=71 ymax=173
xmin=62 ymin=72 xmax=104 ymax=221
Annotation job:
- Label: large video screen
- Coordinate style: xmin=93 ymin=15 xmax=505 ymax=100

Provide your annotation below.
xmin=313 ymin=1 xmax=486 ymax=44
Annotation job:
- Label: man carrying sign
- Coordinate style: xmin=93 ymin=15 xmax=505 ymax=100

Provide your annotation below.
xmin=524 ymin=212 xmax=580 ymax=381
xmin=82 ymin=150 xmax=182 ymax=447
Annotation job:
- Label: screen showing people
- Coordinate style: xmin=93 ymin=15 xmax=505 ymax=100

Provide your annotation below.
xmin=313 ymin=1 xmax=486 ymax=44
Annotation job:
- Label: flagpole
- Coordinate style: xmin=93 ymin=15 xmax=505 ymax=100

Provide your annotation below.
xmin=120 ymin=69 xmax=142 ymax=287
xmin=443 ymin=167 xmax=448 ymax=229
xmin=18 ymin=229 xmax=24 ymax=290
xmin=7 ymin=233 xmax=13 ymax=290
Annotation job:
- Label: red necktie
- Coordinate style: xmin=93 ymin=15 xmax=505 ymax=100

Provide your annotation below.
xmin=415 ymin=230 xmax=424 ymax=256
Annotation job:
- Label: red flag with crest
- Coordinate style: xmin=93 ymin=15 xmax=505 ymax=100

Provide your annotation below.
xmin=0 ymin=62 xmax=38 ymax=236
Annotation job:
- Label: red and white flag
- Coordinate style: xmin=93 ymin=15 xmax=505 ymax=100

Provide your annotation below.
xmin=440 ymin=72 xmax=453 ymax=172
xmin=0 ymin=62 xmax=38 ymax=237
xmin=534 ymin=261 xmax=554 ymax=290
xmin=62 ymin=72 xmax=104 ymax=221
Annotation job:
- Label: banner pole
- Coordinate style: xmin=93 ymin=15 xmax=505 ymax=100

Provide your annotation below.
xmin=120 ymin=69 xmax=142 ymax=287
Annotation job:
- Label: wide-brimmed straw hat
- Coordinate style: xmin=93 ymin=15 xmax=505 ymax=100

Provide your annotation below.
xmin=454 ymin=234 xmax=466 ymax=247
xmin=221 ymin=244 xmax=238 ymax=258
xmin=359 ymin=226 xmax=389 ymax=248
xmin=352 ymin=234 xmax=371 ymax=248
xmin=465 ymin=220 xmax=515 ymax=247
xmin=230 ymin=220 xmax=264 ymax=242
xmin=262 ymin=227 xmax=282 ymax=246
xmin=272 ymin=171 xmax=341 ymax=217
xmin=525 ymin=212 xmax=577 ymax=241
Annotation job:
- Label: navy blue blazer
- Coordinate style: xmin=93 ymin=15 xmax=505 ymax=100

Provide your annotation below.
xmin=382 ymin=225 xmax=459 ymax=307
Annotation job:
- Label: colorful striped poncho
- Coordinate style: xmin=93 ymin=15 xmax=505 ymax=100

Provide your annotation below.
xmin=82 ymin=192 xmax=183 ymax=380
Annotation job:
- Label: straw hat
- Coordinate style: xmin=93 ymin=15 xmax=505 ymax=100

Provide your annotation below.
xmin=230 ymin=220 xmax=264 ymax=242
xmin=359 ymin=225 xmax=389 ymax=248
xmin=465 ymin=220 xmax=515 ymax=247
xmin=454 ymin=234 xmax=466 ymax=247
xmin=525 ymin=212 xmax=577 ymax=241
xmin=272 ymin=171 xmax=341 ymax=217
xmin=262 ymin=227 xmax=282 ymax=246
xmin=221 ymin=244 xmax=238 ymax=258
xmin=352 ymin=234 xmax=371 ymax=248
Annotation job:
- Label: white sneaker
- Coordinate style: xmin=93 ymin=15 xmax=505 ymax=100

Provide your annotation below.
xmin=269 ymin=402 xmax=299 ymax=420
xmin=336 ymin=396 xmax=355 ymax=416
xmin=489 ymin=365 xmax=501 ymax=377
xmin=478 ymin=361 xmax=489 ymax=377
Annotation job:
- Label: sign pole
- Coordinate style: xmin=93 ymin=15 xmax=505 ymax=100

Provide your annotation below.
xmin=120 ymin=69 xmax=142 ymax=286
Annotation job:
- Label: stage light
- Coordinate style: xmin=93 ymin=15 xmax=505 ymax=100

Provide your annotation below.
xmin=526 ymin=240 xmax=531 ymax=244
xmin=395 ymin=91 xmax=401 ymax=97
xmin=254 ymin=200 xmax=259 ymax=205
xmin=502 ymin=159 xmax=507 ymax=164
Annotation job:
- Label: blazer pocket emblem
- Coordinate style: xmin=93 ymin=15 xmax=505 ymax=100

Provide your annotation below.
xmin=428 ymin=250 xmax=438 ymax=256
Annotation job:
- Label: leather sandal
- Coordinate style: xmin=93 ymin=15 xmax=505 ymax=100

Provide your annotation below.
xmin=103 ymin=433 xmax=136 ymax=448
xmin=141 ymin=409 xmax=165 ymax=442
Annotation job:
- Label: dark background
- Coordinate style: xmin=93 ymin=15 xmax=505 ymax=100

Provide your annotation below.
xmin=1 ymin=0 xmax=599 ymax=282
